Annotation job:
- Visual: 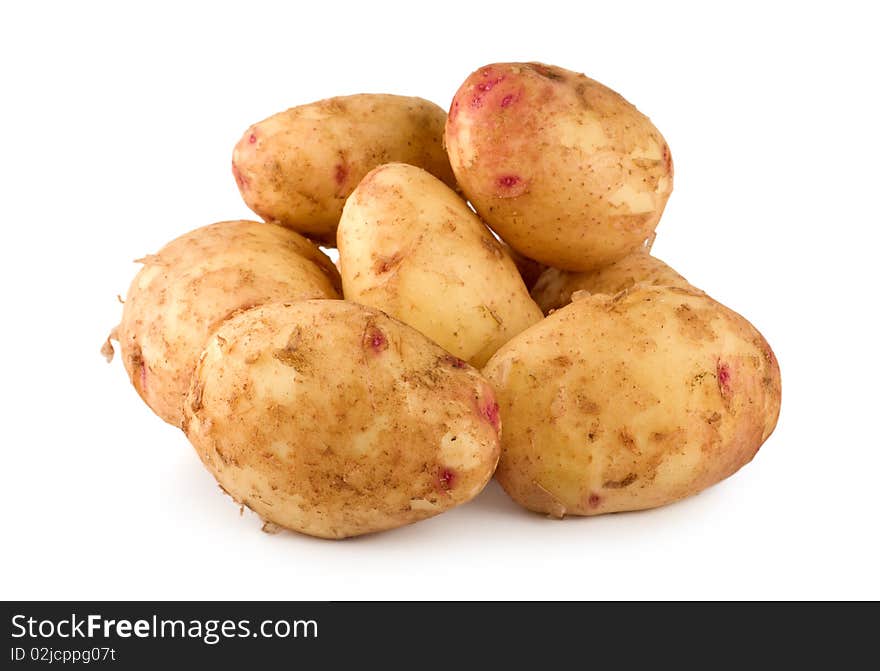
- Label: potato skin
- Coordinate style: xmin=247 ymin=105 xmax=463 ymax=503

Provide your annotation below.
xmin=532 ymin=250 xmax=692 ymax=314
xmin=446 ymin=62 xmax=673 ymax=271
xmin=482 ymin=287 xmax=781 ymax=517
xmin=184 ymin=300 xmax=501 ymax=539
xmin=338 ymin=163 xmax=543 ymax=367
xmin=116 ymin=221 xmax=341 ymax=426
xmin=233 ymin=95 xmax=456 ymax=246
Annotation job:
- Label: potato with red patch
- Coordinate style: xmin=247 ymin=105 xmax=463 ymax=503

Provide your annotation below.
xmin=446 ymin=62 xmax=673 ymax=271
xmin=338 ymin=163 xmax=543 ymax=367
xmin=110 ymin=221 xmax=341 ymax=426
xmin=233 ymin=95 xmax=456 ymax=246
xmin=531 ymin=249 xmax=693 ymax=314
xmin=184 ymin=300 xmax=501 ymax=539
xmin=482 ymin=286 xmax=781 ymax=517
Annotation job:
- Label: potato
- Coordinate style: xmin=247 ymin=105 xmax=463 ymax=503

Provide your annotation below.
xmin=500 ymin=241 xmax=547 ymax=291
xmin=232 ymin=95 xmax=456 ymax=246
xmin=482 ymin=286 xmax=781 ymax=517
xmin=183 ymin=300 xmax=501 ymax=539
xmin=532 ymin=249 xmax=693 ymax=313
xmin=338 ymin=163 xmax=543 ymax=367
xmin=445 ymin=62 xmax=673 ymax=271
xmin=112 ymin=220 xmax=341 ymax=426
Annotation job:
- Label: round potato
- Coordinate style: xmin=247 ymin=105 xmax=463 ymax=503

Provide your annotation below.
xmin=532 ymin=250 xmax=693 ymax=313
xmin=446 ymin=62 xmax=673 ymax=271
xmin=482 ymin=286 xmax=781 ymax=517
xmin=232 ymin=94 xmax=456 ymax=246
xmin=184 ymin=300 xmax=502 ymax=539
xmin=338 ymin=163 xmax=543 ymax=367
xmin=113 ymin=220 xmax=341 ymax=426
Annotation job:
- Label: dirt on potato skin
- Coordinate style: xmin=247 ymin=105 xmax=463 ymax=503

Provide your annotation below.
xmin=112 ymin=220 xmax=341 ymax=427
xmin=484 ymin=286 xmax=781 ymax=518
xmin=184 ymin=300 xmax=501 ymax=540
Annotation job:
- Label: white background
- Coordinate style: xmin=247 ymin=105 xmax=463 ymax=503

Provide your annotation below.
xmin=2 ymin=1 xmax=878 ymax=600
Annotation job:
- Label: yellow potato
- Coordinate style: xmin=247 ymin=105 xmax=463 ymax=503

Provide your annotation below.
xmin=446 ymin=62 xmax=673 ymax=271
xmin=232 ymin=95 xmax=456 ymax=246
xmin=531 ymin=250 xmax=693 ymax=313
xmin=482 ymin=286 xmax=781 ymax=517
xmin=184 ymin=300 xmax=501 ymax=539
xmin=111 ymin=221 xmax=340 ymax=426
xmin=338 ymin=163 xmax=543 ymax=367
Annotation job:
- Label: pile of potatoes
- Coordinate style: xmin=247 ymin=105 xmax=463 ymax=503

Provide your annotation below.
xmin=106 ymin=62 xmax=781 ymax=539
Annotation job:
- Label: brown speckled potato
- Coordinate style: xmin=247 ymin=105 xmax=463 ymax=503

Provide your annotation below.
xmin=184 ymin=300 xmax=502 ymax=539
xmin=446 ymin=62 xmax=673 ymax=271
xmin=112 ymin=221 xmax=341 ymax=426
xmin=338 ymin=163 xmax=543 ymax=367
xmin=532 ymin=250 xmax=693 ymax=313
xmin=482 ymin=286 xmax=781 ymax=518
xmin=232 ymin=95 xmax=456 ymax=246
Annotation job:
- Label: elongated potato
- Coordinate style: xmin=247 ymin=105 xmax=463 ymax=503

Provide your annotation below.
xmin=232 ymin=95 xmax=456 ymax=246
xmin=532 ymin=250 xmax=693 ymax=313
xmin=184 ymin=300 xmax=501 ymax=539
xmin=446 ymin=62 xmax=673 ymax=271
xmin=483 ymin=286 xmax=781 ymax=517
xmin=338 ymin=163 xmax=543 ymax=367
xmin=112 ymin=221 xmax=341 ymax=426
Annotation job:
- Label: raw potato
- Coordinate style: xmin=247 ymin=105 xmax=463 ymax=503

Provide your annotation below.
xmin=184 ymin=300 xmax=502 ymax=539
xmin=532 ymin=249 xmax=693 ymax=314
xmin=501 ymin=241 xmax=547 ymax=291
xmin=232 ymin=94 xmax=456 ymax=246
xmin=446 ymin=62 xmax=673 ymax=271
xmin=338 ymin=163 xmax=543 ymax=367
xmin=113 ymin=220 xmax=341 ymax=426
xmin=482 ymin=286 xmax=781 ymax=517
